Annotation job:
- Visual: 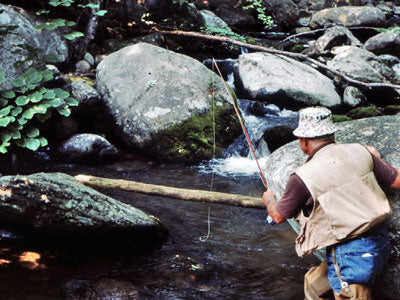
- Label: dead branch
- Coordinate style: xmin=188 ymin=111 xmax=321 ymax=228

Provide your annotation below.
xmin=154 ymin=29 xmax=400 ymax=91
xmin=75 ymin=174 xmax=265 ymax=209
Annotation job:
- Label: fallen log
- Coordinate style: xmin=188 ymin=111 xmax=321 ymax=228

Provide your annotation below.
xmin=75 ymin=174 xmax=265 ymax=209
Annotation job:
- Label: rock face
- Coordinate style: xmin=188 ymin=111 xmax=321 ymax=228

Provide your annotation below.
xmin=327 ymin=46 xmax=397 ymax=83
xmin=0 ymin=173 xmax=168 ymax=250
xmin=96 ymin=42 xmax=241 ymax=161
xmin=264 ymin=115 xmax=400 ymax=299
xmin=310 ymin=6 xmax=386 ymax=28
xmin=233 ymin=52 xmax=341 ymax=109
xmin=0 ymin=4 xmax=69 ymax=90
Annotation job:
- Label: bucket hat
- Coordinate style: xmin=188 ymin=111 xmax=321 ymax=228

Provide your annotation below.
xmin=293 ymin=107 xmax=338 ymax=138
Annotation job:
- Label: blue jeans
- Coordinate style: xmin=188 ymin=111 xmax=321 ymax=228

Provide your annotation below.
xmin=326 ymin=225 xmax=390 ymax=293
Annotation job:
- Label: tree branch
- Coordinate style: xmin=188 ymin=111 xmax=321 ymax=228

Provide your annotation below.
xmin=154 ymin=29 xmax=400 ymax=91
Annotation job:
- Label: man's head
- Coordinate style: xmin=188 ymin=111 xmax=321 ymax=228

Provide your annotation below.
xmin=293 ymin=107 xmax=337 ymax=154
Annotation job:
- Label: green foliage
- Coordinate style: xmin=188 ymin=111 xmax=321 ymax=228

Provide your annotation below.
xmin=375 ymin=26 xmax=400 ymax=34
xmin=0 ymin=68 xmax=78 ymax=153
xmin=201 ymin=26 xmax=246 ymax=43
xmin=243 ymin=0 xmax=273 ymax=27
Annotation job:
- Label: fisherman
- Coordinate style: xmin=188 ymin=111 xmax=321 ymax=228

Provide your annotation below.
xmin=262 ymin=106 xmax=400 ymax=300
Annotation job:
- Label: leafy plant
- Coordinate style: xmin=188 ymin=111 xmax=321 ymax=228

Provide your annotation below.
xmin=0 ymin=67 xmax=78 ymax=153
xmin=243 ymin=0 xmax=273 ymax=27
xmin=201 ymin=26 xmax=246 ymax=43
xmin=375 ymin=26 xmax=400 ymax=34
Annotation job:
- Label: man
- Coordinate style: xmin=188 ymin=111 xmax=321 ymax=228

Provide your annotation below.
xmin=263 ymin=107 xmax=400 ymax=300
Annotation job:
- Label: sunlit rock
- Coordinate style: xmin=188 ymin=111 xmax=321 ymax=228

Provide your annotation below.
xmin=234 ymin=52 xmax=341 ymax=109
xmin=365 ymin=31 xmax=400 ymax=57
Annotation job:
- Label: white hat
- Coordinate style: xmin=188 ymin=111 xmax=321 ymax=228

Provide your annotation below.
xmin=293 ymin=107 xmax=338 ymax=138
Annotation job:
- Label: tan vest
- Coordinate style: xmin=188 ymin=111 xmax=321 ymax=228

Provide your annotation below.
xmin=294 ymin=143 xmax=392 ymax=257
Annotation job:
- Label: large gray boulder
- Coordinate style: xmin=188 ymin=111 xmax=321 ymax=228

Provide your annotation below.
xmin=0 ymin=172 xmax=168 ymax=250
xmin=327 ymin=46 xmax=397 ymax=83
xmin=233 ymin=52 xmax=341 ymax=109
xmin=365 ymin=31 xmax=400 ymax=57
xmin=0 ymin=5 xmax=69 ymax=91
xmin=264 ymin=115 xmax=400 ymax=299
xmin=96 ymin=42 xmax=241 ymax=162
xmin=310 ymin=6 xmax=386 ymax=29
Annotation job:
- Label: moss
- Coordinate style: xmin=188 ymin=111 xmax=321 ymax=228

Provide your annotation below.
xmin=245 ymin=36 xmax=256 ymax=44
xmin=153 ymin=102 xmax=241 ymax=162
xmin=65 ymin=75 xmax=95 ymax=87
xmin=346 ymin=106 xmax=381 ymax=120
xmin=290 ymin=44 xmax=307 ymax=53
xmin=332 ymin=114 xmax=352 ymax=123
xmin=383 ymin=105 xmax=400 ymax=115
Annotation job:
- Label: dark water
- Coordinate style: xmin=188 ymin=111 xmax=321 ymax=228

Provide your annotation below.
xmin=0 ymin=160 xmax=319 ymax=299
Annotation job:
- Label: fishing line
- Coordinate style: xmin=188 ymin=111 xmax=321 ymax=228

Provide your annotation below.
xmin=199 ymin=62 xmax=217 ymax=243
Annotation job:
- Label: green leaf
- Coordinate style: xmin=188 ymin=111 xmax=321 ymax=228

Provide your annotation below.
xmin=23 ymin=68 xmax=42 ymax=85
xmin=16 ymin=95 xmax=30 ymax=106
xmin=0 ymin=140 xmax=10 ymax=153
xmin=54 ymin=88 xmax=70 ymax=99
xmin=0 ymin=117 xmax=12 ymax=127
xmin=87 ymin=3 xmax=100 ymax=9
xmin=37 ymin=110 xmax=52 ymax=123
xmin=25 ymin=127 xmax=40 ymax=138
xmin=11 ymin=77 xmax=26 ymax=88
xmin=25 ymin=137 xmax=41 ymax=151
xmin=64 ymin=31 xmax=84 ymax=40
xmin=94 ymin=10 xmax=108 ymax=16
xmin=42 ymin=99 xmax=62 ymax=108
xmin=65 ymin=97 xmax=79 ymax=106
xmin=12 ymin=130 xmax=21 ymax=139
xmin=30 ymin=91 xmax=43 ymax=103
xmin=1 ymin=90 xmax=16 ymax=99
xmin=40 ymin=69 xmax=53 ymax=82
xmin=38 ymin=136 xmax=48 ymax=147
xmin=22 ymin=106 xmax=47 ymax=119
xmin=17 ymin=117 xmax=28 ymax=125
xmin=0 ymin=105 xmax=13 ymax=117
xmin=43 ymin=90 xmax=56 ymax=100
xmin=66 ymin=21 xmax=75 ymax=26
xmin=11 ymin=107 xmax=23 ymax=116
xmin=0 ymin=129 xmax=12 ymax=142
xmin=57 ymin=107 xmax=71 ymax=117
xmin=0 ymin=98 xmax=8 ymax=107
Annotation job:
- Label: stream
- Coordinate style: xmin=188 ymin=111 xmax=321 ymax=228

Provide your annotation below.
xmin=0 ymin=103 xmax=320 ymax=300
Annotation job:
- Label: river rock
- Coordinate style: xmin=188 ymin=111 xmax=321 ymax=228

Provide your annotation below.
xmin=68 ymin=80 xmax=100 ymax=107
xmin=263 ymin=125 xmax=296 ymax=153
xmin=58 ymin=133 xmax=120 ymax=163
xmin=96 ymin=42 xmax=241 ymax=162
xmin=343 ymin=86 xmax=367 ymax=107
xmin=310 ymin=6 xmax=386 ymax=29
xmin=264 ymin=115 xmax=400 ymax=299
xmin=63 ymin=278 xmax=139 ymax=300
xmin=365 ymin=31 xmax=400 ymax=57
xmin=199 ymin=10 xmax=233 ymax=34
xmin=264 ymin=0 xmax=300 ymax=28
xmin=324 ymin=0 xmax=361 ymax=7
xmin=233 ymin=52 xmax=341 ymax=109
xmin=327 ymin=46 xmax=397 ymax=83
xmin=0 ymin=172 xmax=168 ymax=250
xmin=307 ymin=25 xmax=362 ymax=56
xmin=0 ymin=4 xmax=69 ymax=90
xmin=213 ymin=4 xmax=256 ymax=28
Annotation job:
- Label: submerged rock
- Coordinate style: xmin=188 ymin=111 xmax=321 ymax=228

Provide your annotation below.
xmin=0 ymin=172 xmax=168 ymax=250
xmin=264 ymin=115 xmax=400 ymax=299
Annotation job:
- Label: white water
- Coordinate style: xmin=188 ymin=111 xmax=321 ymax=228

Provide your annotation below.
xmin=199 ymin=102 xmax=298 ymax=177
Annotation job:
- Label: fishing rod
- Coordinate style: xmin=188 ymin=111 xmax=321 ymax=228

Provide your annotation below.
xmin=212 ymin=59 xmax=269 ymax=191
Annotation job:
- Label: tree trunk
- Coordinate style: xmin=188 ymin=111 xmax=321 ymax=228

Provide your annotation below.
xmin=75 ymin=174 xmax=265 ymax=209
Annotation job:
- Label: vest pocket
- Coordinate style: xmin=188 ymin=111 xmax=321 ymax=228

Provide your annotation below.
xmin=317 ymin=172 xmax=391 ymax=241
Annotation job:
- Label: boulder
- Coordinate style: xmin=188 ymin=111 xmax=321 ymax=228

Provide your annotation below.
xmin=214 ymin=4 xmax=256 ymax=28
xmin=263 ymin=125 xmax=296 ymax=153
xmin=324 ymin=0 xmax=361 ymax=7
xmin=263 ymin=0 xmax=300 ymax=29
xmin=233 ymin=52 xmax=341 ymax=109
xmin=58 ymin=133 xmax=120 ymax=163
xmin=68 ymin=80 xmax=101 ymax=108
xmin=0 ymin=172 xmax=168 ymax=250
xmin=0 ymin=4 xmax=69 ymax=91
xmin=307 ymin=25 xmax=362 ymax=56
xmin=327 ymin=46 xmax=397 ymax=83
xmin=343 ymin=86 xmax=367 ymax=107
xmin=96 ymin=42 xmax=241 ymax=161
xmin=310 ymin=6 xmax=386 ymax=29
xmin=365 ymin=31 xmax=400 ymax=57
xmin=264 ymin=115 xmax=400 ymax=299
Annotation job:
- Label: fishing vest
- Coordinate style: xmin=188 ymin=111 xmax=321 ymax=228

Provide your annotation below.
xmin=294 ymin=143 xmax=392 ymax=257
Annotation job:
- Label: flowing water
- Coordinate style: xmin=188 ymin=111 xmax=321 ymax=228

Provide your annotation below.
xmin=0 ymin=104 xmax=321 ymax=299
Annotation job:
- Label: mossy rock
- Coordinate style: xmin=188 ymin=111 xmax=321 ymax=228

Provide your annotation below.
xmin=263 ymin=125 xmax=296 ymax=153
xmin=383 ymin=105 xmax=400 ymax=115
xmin=65 ymin=75 xmax=95 ymax=87
xmin=332 ymin=114 xmax=352 ymax=123
xmin=153 ymin=102 xmax=242 ymax=162
xmin=346 ymin=106 xmax=382 ymax=119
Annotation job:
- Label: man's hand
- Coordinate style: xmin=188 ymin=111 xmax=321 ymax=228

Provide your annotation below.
xmin=262 ymin=191 xmax=285 ymax=223
xmin=365 ymin=145 xmax=382 ymax=159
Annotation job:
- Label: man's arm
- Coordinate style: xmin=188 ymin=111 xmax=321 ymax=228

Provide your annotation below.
xmin=262 ymin=191 xmax=285 ymax=223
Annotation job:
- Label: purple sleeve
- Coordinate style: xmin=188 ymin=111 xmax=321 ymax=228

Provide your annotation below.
xmin=276 ymin=174 xmax=311 ymax=219
xmin=371 ymin=153 xmax=398 ymax=188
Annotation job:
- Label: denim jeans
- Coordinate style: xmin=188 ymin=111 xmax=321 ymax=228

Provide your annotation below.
xmin=326 ymin=225 xmax=390 ymax=293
